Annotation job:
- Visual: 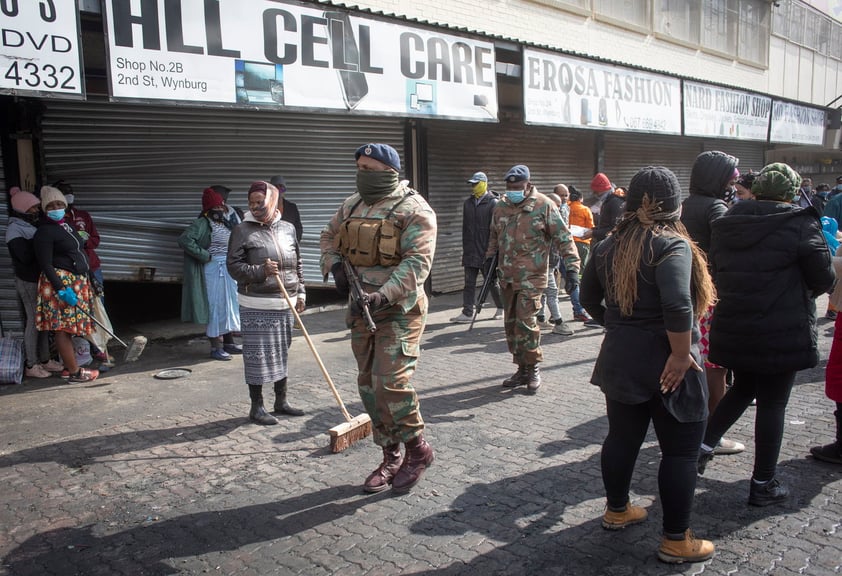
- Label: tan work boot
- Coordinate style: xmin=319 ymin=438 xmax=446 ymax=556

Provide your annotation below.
xmin=601 ymin=501 xmax=648 ymax=530
xmin=363 ymin=444 xmax=403 ymax=493
xmin=658 ymin=529 xmax=715 ymax=564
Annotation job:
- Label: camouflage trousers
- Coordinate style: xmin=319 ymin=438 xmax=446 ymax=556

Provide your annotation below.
xmin=501 ymin=284 xmax=543 ymax=366
xmin=350 ymin=303 xmax=426 ymax=446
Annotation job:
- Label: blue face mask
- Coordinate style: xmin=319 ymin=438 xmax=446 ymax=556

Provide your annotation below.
xmin=46 ymin=209 xmax=65 ymax=222
xmin=506 ymin=189 xmax=525 ymax=204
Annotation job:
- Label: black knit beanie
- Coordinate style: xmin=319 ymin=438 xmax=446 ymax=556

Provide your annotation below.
xmin=626 ymin=166 xmax=681 ymax=215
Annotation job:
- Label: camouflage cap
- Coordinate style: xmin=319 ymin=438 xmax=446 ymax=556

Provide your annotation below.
xmin=751 ymin=162 xmax=801 ymax=202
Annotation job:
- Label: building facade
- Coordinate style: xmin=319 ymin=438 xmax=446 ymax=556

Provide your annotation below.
xmin=1 ymin=0 xmax=840 ymax=333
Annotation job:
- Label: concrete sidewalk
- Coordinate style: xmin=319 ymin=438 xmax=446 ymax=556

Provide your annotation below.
xmin=1 ymin=293 xmax=840 ymax=575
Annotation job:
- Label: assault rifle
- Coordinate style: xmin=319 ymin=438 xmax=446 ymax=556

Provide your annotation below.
xmin=468 ymin=252 xmax=499 ymax=332
xmin=342 ymin=258 xmax=377 ymax=333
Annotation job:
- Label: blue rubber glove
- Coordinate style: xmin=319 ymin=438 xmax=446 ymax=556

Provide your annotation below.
xmin=57 ymin=287 xmax=78 ymax=306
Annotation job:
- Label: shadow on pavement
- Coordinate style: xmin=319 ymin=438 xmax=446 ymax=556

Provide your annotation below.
xmin=2 ymin=483 xmax=384 ymax=575
xmin=405 ymin=448 xmax=833 ymax=576
xmin=0 ymin=419 xmax=243 ymax=469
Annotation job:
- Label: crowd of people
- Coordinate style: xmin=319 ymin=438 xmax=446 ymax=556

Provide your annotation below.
xmin=6 ymin=143 xmax=842 ymax=566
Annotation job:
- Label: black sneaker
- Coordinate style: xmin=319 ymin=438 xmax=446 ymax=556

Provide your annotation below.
xmin=697 ymin=449 xmax=713 ymax=475
xmin=748 ymin=477 xmax=789 ymax=507
xmin=810 ymin=441 xmax=842 ymax=464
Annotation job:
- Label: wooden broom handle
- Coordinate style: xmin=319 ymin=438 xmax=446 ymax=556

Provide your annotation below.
xmin=274 ymin=273 xmax=353 ymax=422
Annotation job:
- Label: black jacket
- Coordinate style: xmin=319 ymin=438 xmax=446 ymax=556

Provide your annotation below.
xmin=581 ymin=231 xmax=707 ymax=423
xmin=461 ymin=192 xmax=498 ymax=268
xmin=282 ymin=198 xmax=303 ymax=243
xmin=592 ymin=193 xmax=625 ymax=243
xmin=680 ymin=151 xmax=737 ymax=255
xmin=33 ymin=218 xmax=90 ymax=290
xmin=708 ymin=201 xmax=835 ymax=373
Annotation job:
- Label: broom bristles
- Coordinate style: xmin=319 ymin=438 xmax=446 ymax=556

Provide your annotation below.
xmin=124 ymin=336 xmax=147 ymax=363
xmin=329 ymin=413 xmax=372 ymax=453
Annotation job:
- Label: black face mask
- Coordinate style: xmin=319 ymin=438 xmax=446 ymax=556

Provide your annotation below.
xmin=20 ymin=212 xmax=39 ymax=225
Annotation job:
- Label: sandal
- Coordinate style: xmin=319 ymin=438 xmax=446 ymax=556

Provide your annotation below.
xmin=68 ymin=368 xmax=99 ymax=383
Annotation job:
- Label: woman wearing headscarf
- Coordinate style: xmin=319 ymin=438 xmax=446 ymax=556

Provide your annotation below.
xmin=581 ymin=166 xmax=716 ymax=564
xmin=226 ymin=181 xmax=306 ymax=425
xmin=179 ymin=186 xmax=242 ymax=361
xmin=5 ymin=187 xmax=63 ymax=378
xmin=698 ymin=163 xmax=835 ymax=505
xmin=33 ymin=186 xmax=98 ymax=383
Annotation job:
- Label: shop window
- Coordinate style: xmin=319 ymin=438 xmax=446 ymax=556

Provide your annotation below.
xmin=804 ymin=10 xmax=820 ymax=50
xmin=789 ymin=2 xmax=806 ymax=45
xmin=702 ymin=0 xmax=738 ymax=56
xmin=817 ymin=16 xmax=831 ymax=56
xmin=831 ymin=24 xmax=842 ymax=60
xmin=594 ymin=0 xmax=650 ymax=30
xmin=771 ymin=0 xmax=790 ymax=38
xmin=738 ymin=0 xmax=769 ymax=65
xmin=655 ymin=0 xmax=700 ymax=44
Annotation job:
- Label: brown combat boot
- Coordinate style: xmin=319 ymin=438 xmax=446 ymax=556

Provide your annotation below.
xmin=525 ymin=365 xmax=541 ymax=393
xmin=363 ymin=444 xmax=403 ymax=493
xmin=658 ymin=529 xmax=715 ymax=564
xmin=502 ymin=365 xmax=527 ymax=388
xmin=391 ymin=434 xmax=434 ymax=494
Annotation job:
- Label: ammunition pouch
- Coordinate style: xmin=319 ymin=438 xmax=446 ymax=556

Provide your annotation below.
xmin=338 ymin=194 xmax=408 ymax=267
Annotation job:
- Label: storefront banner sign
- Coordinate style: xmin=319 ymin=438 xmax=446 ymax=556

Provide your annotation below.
xmin=683 ymin=81 xmax=771 ymax=141
xmin=523 ymin=48 xmax=680 ymax=134
xmin=0 ymin=0 xmax=84 ymax=97
xmin=769 ymin=101 xmax=826 ymax=145
xmin=102 ymin=0 xmax=497 ymax=120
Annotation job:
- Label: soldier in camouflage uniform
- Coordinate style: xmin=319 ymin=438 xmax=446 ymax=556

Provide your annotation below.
xmin=488 ymin=164 xmax=580 ymax=393
xmin=320 ymin=143 xmax=437 ymax=495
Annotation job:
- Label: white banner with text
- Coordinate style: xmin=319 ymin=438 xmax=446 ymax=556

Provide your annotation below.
xmin=102 ymin=0 xmax=497 ymax=120
xmin=0 ymin=0 xmax=84 ymax=97
xmin=683 ymin=81 xmax=771 ymax=141
xmin=769 ymin=101 xmax=826 ymax=145
xmin=523 ymin=48 xmax=681 ymax=134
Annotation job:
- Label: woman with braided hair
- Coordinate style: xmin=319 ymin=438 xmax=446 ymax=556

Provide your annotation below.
xmin=580 ymin=166 xmax=716 ymax=564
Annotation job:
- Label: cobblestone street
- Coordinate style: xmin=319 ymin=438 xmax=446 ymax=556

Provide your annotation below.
xmin=1 ymin=293 xmax=840 ymax=575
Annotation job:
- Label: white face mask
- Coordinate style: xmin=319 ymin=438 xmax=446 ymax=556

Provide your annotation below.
xmin=64 ymin=194 xmax=75 ymax=205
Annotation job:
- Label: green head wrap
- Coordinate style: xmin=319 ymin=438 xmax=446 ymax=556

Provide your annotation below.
xmin=751 ymin=162 xmax=801 ymax=202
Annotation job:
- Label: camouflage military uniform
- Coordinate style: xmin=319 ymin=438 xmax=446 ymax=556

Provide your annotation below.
xmin=320 ymin=181 xmax=437 ymax=447
xmin=487 ymin=186 xmax=580 ymax=365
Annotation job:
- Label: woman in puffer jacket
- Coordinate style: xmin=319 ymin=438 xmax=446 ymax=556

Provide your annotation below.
xmin=697 ymin=163 xmax=835 ymax=506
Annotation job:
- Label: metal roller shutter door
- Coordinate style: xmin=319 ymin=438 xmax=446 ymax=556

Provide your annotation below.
xmin=41 ymin=100 xmax=405 ymax=285
xmin=704 ymin=139 xmax=767 ymax=174
xmin=604 ymin=132 xmax=702 ymax=198
xmin=0 ymin=145 xmax=22 ymax=336
xmin=425 ymin=118 xmax=595 ymax=294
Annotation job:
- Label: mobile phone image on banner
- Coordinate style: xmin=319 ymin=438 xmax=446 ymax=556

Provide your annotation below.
xmin=324 ymin=11 xmax=369 ymax=110
xmin=234 ymin=60 xmax=284 ymax=105
xmin=407 ymin=80 xmax=436 ymax=114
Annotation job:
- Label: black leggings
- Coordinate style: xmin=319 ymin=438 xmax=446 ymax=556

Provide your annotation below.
xmin=703 ymin=370 xmax=796 ymax=482
xmin=602 ymin=396 xmax=705 ymax=534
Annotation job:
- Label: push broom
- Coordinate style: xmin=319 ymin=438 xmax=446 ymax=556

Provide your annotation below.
xmin=74 ymin=304 xmax=147 ymax=363
xmin=274 ymin=272 xmax=371 ymax=453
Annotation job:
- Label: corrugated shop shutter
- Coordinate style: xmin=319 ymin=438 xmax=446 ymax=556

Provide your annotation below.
xmin=0 ymin=146 xmax=22 ymax=337
xmin=424 ymin=117 xmax=596 ymax=294
xmin=604 ymin=132 xmax=703 ymax=197
xmin=41 ymin=100 xmax=405 ymax=285
xmin=704 ymin=139 xmax=767 ymax=174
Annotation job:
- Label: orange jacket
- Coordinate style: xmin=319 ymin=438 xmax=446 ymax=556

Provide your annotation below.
xmin=568 ymin=200 xmax=594 ymax=245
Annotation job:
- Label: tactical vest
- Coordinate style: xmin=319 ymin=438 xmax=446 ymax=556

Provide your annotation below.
xmin=338 ymin=192 xmax=412 ymax=267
